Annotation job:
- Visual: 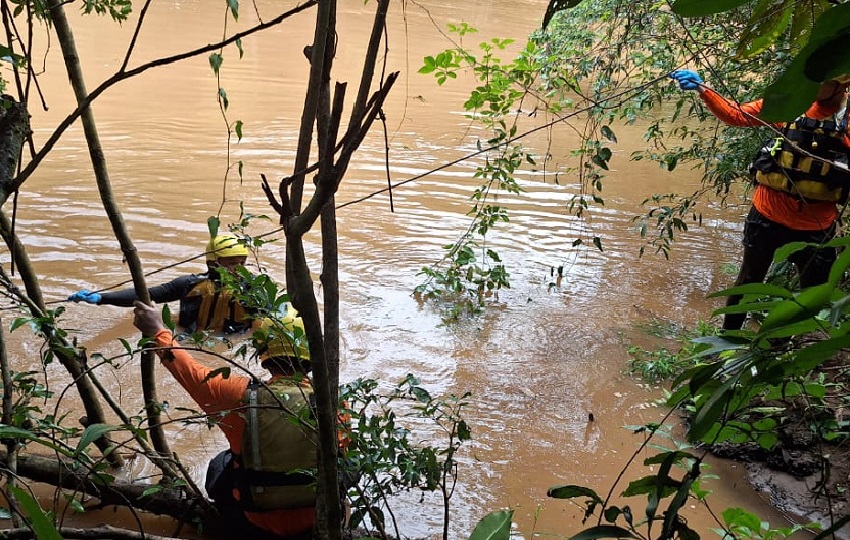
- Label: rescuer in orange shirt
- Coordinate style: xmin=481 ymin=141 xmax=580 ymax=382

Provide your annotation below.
xmin=671 ymin=70 xmax=850 ymax=330
xmin=133 ymin=300 xmax=325 ymax=539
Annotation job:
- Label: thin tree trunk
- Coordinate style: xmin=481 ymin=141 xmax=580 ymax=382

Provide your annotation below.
xmin=0 ymin=211 xmax=123 ymax=468
xmin=46 ymin=0 xmax=171 ymax=465
xmin=0 ymin=98 xmax=29 ymax=206
xmin=0 ymin=321 xmax=21 ymax=528
xmin=289 ymin=0 xmax=334 ymax=211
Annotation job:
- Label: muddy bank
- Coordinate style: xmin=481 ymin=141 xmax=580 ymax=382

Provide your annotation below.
xmin=747 ymin=462 xmax=850 ymax=539
xmin=709 ymin=424 xmax=850 ymax=538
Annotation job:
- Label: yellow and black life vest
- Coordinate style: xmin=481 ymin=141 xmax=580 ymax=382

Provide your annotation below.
xmin=236 ymin=379 xmax=318 ymax=511
xmin=178 ymin=279 xmax=248 ymax=334
xmin=750 ymin=115 xmax=850 ymax=204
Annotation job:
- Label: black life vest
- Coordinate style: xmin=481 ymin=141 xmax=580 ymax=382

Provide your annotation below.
xmin=235 ymin=378 xmax=318 ymax=512
xmin=750 ymin=114 xmax=850 ymax=204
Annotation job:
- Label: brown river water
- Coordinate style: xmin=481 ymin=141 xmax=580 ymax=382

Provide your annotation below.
xmin=1 ymin=1 xmax=806 ymax=538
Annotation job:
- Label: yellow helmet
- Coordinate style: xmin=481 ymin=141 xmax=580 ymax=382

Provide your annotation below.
xmin=256 ymin=304 xmax=310 ymax=363
xmin=210 ymin=233 xmax=249 ymax=260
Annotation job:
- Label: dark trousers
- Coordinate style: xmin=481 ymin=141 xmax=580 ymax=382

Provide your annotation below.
xmin=723 ymin=206 xmax=836 ymax=330
xmin=205 ymin=451 xmax=312 ymax=540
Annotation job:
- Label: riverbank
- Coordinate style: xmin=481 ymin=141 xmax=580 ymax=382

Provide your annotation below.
xmin=708 ymin=402 xmax=850 ymax=538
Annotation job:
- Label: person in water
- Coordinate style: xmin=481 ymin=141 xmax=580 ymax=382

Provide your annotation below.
xmin=68 ymin=233 xmax=253 ymax=334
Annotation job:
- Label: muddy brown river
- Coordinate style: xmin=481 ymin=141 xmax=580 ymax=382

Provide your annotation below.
xmin=2 ymin=1 xmax=805 ymax=538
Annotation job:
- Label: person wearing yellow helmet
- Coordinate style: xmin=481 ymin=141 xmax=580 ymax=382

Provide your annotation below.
xmin=206 ymin=232 xmax=250 ymax=271
xmin=68 ymin=232 xmax=255 ymax=334
xmin=132 ymin=300 xmax=319 ymax=539
xmin=254 ymin=305 xmax=311 ymax=371
xmin=672 ymin=70 xmax=850 ymax=330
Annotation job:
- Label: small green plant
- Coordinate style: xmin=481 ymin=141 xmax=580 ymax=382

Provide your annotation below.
xmin=714 ymin=507 xmax=817 ymax=540
xmin=628 ymin=320 xmax=718 ymax=383
xmin=340 ymin=375 xmax=471 ymax=540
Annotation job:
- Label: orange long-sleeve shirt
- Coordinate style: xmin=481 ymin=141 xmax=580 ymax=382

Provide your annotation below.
xmin=153 ymin=329 xmax=315 ymax=537
xmin=699 ymin=88 xmax=846 ymax=231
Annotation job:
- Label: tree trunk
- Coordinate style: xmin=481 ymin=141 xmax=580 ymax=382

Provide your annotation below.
xmin=0 ymin=98 xmax=30 ymax=206
xmin=46 ymin=0 xmax=170 ymax=465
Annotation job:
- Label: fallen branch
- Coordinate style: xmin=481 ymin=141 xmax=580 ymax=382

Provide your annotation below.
xmin=0 ymin=525 xmax=180 ymax=540
xmin=0 ymin=451 xmax=212 ymax=522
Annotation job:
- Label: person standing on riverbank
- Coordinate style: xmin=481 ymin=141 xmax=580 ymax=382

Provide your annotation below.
xmin=671 ymin=70 xmax=850 ymax=330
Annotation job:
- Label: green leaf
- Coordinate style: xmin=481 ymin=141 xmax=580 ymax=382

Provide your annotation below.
xmin=736 ymin=1 xmax=793 ymax=59
xmin=8 ymin=485 xmax=63 ymax=540
xmin=218 ymin=87 xmax=229 ymax=110
xmin=591 ymin=154 xmax=609 ymax=170
xmin=722 ymin=507 xmax=762 ymax=532
xmin=707 ymin=282 xmax=793 ymax=299
xmin=75 ymin=423 xmax=120 ymax=456
xmin=593 ymin=237 xmax=603 ymax=252
xmin=468 ymin=509 xmax=513 ymax=540
xmin=234 ymin=120 xmax=244 ymax=141
xmin=567 ymin=525 xmax=639 ymax=540
xmin=805 ymin=35 xmax=850 ymax=84
xmin=419 ymin=56 xmax=436 ymax=74
xmin=789 ymin=0 xmax=828 ymax=54
xmin=207 ymin=216 xmax=221 ymax=238
xmin=672 ymin=0 xmax=751 ymax=17
xmin=0 ymin=425 xmax=35 ymax=441
xmin=762 ymin=3 xmax=850 ymax=121
xmin=227 ymin=0 xmax=238 ymax=21
xmin=141 ymin=484 xmax=164 ymax=498
xmin=547 ymin=485 xmax=604 ymax=504
xmin=10 ymin=317 xmax=31 ymax=332
xmin=759 ymin=282 xmax=833 ymax=332
xmin=603 ymin=506 xmax=622 ymax=524
xmin=208 ymin=52 xmax=223 ymax=74
xmin=236 ymin=38 xmax=244 ymax=59
xmin=643 ymin=450 xmax=696 ymax=466
xmin=202 ymin=367 xmax=231 ymax=384
xmin=621 ymin=475 xmax=681 ymax=497
xmin=64 ymin=494 xmax=85 ymax=513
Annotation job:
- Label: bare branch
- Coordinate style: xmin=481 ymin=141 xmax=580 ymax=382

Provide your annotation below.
xmin=10 ymin=1 xmax=319 ymax=194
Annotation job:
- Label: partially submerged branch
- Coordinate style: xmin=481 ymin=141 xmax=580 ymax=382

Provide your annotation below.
xmin=0 ymin=525 xmax=182 ymax=540
xmin=0 ymin=450 xmax=210 ymax=522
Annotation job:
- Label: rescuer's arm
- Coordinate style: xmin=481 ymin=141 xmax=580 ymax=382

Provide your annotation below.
xmin=132 ymin=301 xmax=247 ymax=414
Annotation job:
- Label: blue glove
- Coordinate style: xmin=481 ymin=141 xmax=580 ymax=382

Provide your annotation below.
xmin=670 ymin=70 xmax=703 ymax=91
xmin=67 ymin=289 xmax=101 ymax=304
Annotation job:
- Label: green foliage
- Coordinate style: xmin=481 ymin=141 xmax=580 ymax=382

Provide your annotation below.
xmin=82 ymin=0 xmax=132 ymax=21
xmin=7 ymin=485 xmax=62 ymax=540
xmin=556 ymin=0 xmax=848 ymax=119
xmin=628 ymin=320 xmax=718 ymax=383
xmin=340 ymin=375 xmax=471 ymax=539
xmin=666 ymin=0 xmax=847 ymax=120
xmin=714 ymin=507 xmax=817 ymax=540
xmin=418 ymin=26 xmax=554 ymax=316
xmin=663 ymin=238 xmax=850 ymax=451
xmin=468 ymin=510 xmax=513 ymax=540
xmin=547 ymin=426 xmax=708 ymax=540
